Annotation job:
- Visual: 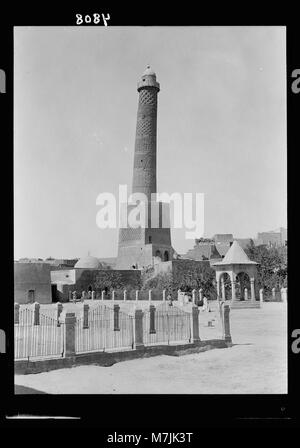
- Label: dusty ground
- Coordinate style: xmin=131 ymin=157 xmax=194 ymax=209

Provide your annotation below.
xmin=15 ymin=302 xmax=287 ymax=394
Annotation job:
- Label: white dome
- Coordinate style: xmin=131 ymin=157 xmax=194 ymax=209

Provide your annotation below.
xmin=74 ymin=255 xmax=102 ymax=269
xmin=142 ymin=65 xmax=156 ymax=76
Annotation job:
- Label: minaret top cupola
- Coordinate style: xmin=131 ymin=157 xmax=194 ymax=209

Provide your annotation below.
xmin=137 ymin=65 xmax=160 ymax=92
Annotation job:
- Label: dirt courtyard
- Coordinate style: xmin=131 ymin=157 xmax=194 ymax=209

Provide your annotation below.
xmin=15 ymin=302 xmax=287 ymax=394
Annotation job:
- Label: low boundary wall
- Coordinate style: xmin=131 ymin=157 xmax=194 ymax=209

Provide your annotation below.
xmin=15 ymin=338 xmax=230 ymax=375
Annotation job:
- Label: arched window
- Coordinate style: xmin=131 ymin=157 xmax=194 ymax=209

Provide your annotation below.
xmin=28 ymin=289 xmax=35 ymax=303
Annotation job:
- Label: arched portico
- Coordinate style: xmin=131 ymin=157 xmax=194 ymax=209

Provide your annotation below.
xmin=218 ymin=272 xmax=232 ymax=300
xmin=212 ymin=241 xmax=259 ymax=308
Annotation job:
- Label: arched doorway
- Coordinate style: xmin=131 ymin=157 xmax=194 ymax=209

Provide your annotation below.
xmin=164 ymin=251 xmax=169 ymax=261
xmin=219 ymin=272 xmax=231 ymax=300
xmin=155 ymin=250 xmax=161 ymax=259
xmin=51 ymin=284 xmax=58 ymax=303
xmin=236 ymin=272 xmax=251 ymax=301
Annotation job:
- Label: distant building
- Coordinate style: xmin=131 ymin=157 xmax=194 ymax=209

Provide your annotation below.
xmin=234 ymin=238 xmax=253 ymax=250
xmin=51 ymin=255 xmax=141 ymax=302
xmin=97 ymin=257 xmax=117 ymax=269
xmin=213 ymin=234 xmax=234 ymax=258
xmin=14 ymin=262 xmax=52 ymax=304
xmin=182 ymin=239 xmax=222 ymax=264
xmin=16 ymin=257 xmax=79 ymax=268
xmin=45 ymin=258 xmax=78 ymax=268
xmin=17 ymin=258 xmax=44 ymax=263
xmin=256 ymin=227 xmax=287 ymax=247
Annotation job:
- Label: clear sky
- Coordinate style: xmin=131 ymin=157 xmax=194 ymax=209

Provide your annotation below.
xmin=14 ymin=26 xmax=287 ymax=259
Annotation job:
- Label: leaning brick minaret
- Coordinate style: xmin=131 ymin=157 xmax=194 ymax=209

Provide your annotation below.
xmin=132 ymin=65 xmax=159 ymax=200
xmin=116 ymin=66 xmax=173 ymax=270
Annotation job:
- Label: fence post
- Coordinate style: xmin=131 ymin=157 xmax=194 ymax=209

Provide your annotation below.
xmin=192 ymin=289 xmax=196 ymax=304
xmin=114 ymin=304 xmax=120 ymax=331
xmin=101 ymin=290 xmax=105 ymax=301
xmin=64 ymin=312 xmax=76 ymax=357
xmin=14 ymin=303 xmax=20 ymax=324
xmin=81 ymin=291 xmax=86 ymax=302
xmin=135 ymin=290 xmax=139 ymax=301
xmin=91 ymin=290 xmax=95 ymax=301
xmin=134 ymin=309 xmax=144 ymax=349
xmin=222 ymin=304 xmax=232 ymax=343
xmin=68 ymin=290 xmax=72 ymax=302
xmin=149 ymin=304 xmax=156 ymax=334
xmin=33 ymin=302 xmax=40 ymax=325
xmin=244 ymin=288 xmax=248 ymax=301
xmin=162 ymin=290 xmax=166 ymax=301
xmin=281 ymin=287 xmax=287 ymax=303
xmin=56 ymin=302 xmax=63 ymax=327
xmin=124 ymin=289 xmax=127 ymax=301
xmin=272 ymin=287 xmax=276 ymax=301
xmin=177 ymin=289 xmax=181 ymax=301
xmin=259 ymin=288 xmax=264 ymax=305
xmin=191 ymin=305 xmax=200 ymax=343
xmin=199 ymin=289 xmax=203 ymax=302
xmin=112 ymin=290 xmax=115 ymax=301
xmin=83 ymin=303 xmax=89 ymax=329
xmin=149 ymin=289 xmax=152 ymax=302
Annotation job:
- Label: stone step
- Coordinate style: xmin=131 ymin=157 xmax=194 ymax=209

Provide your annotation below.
xmin=230 ymin=301 xmax=261 ymax=309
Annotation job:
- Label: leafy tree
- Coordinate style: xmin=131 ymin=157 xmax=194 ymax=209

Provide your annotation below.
xmin=140 ymin=261 xmax=217 ymax=299
xmin=245 ymin=240 xmax=287 ymax=294
xmin=143 ymin=272 xmax=173 ymax=294
xmin=94 ymin=271 xmax=124 ymax=291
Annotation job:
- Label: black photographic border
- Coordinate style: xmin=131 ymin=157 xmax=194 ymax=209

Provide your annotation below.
xmin=0 ymin=6 xmax=299 ymax=431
